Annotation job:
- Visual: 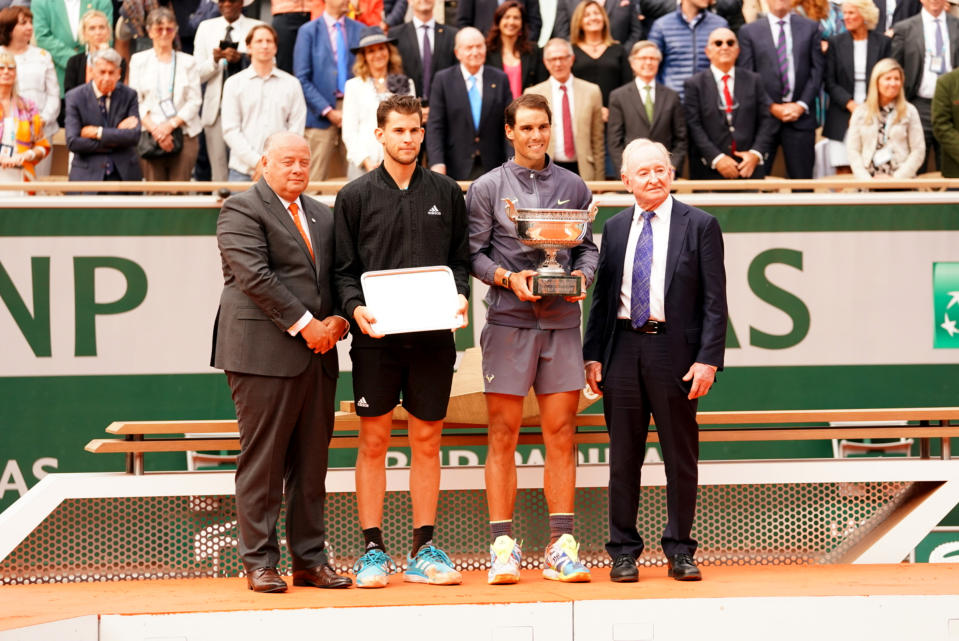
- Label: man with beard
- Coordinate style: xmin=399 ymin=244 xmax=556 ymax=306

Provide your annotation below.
xmin=334 ymin=94 xmax=471 ymax=588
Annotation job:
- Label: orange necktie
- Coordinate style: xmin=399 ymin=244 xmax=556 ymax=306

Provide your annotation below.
xmin=288 ymin=202 xmax=314 ymax=262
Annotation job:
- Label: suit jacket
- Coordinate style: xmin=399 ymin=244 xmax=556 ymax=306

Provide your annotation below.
xmin=823 ymin=30 xmax=891 ymax=142
xmin=392 ymin=20 xmax=459 ymax=99
xmin=892 ymin=12 xmax=959 ymax=102
xmin=607 ymin=80 xmax=687 ymax=174
xmin=553 ymin=0 xmax=643 ymax=50
xmin=683 ymin=67 xmax=779 ymax=175
xmin=486 ymin=46 xmax=548 ymax=97
xmin=933 ymin=67 xmax=959 ymax=177
xmin=737 ymin=14 xmax=824 ymax=131
xmin=582 ymin=197 xmax=727 ymax=378
xmin=426 ymin=64 xmax=513 ymax=179
xmin=293 ymin=15 xmax=365 ymax=129
xmin=211 ymin=179 xmax=339 ymax=379
xmin=456 ymin=0 xmax=542 ymax=41
xmin=874 ymin=0 xmax=920 ymax=34
xmin=32 ymin=0 xmax=114 ymax=90
xmin=64 ymin=82 xmax=142 ymax=181
xmin=525 ymin=77 xmax=605 ymax=180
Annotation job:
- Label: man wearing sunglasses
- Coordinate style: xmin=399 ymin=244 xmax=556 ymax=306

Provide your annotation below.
xmin=682 ymin=27 xmax=778 ymax=179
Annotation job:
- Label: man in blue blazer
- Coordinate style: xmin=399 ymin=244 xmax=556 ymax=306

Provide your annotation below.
xmin=737 ymin=0 xmax=824 ymax=179
xmin=293 ymin=0 xmax=364 ymax=181
xmin=683 ymin=28 xmax=779 ymax=179
xmin=582 ymin=138 xmax=726 ymax=583
xmin=64 ymin=49 xmax=142 ymax=187
xmin=426 ymin=27 xmax=512 ymax=180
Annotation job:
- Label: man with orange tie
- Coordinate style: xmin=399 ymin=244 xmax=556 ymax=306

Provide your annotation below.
xmin=212 ymin=131 xmax=353 ymax=593
xmin=525 ymin=38 xmax=605 ymax=180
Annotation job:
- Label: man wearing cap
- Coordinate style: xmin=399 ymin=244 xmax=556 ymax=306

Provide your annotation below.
xmin=294 ymin=0 xmax=364 ymax=181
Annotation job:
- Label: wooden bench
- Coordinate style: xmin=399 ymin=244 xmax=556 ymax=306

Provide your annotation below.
xmin=85 ymin=407 xmax=959 ymax=475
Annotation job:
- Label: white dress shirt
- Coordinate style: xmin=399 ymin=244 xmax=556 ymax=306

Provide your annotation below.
xmin=193 ymin=14 xmax=263 ymax=126
xmin=412 ymin=16 xmax=436 ymax=60
xmin=550 ymin=75 xmax=576 ymax=162
xmin=64 ymin=0 xmax=81 ymax=40
xmin=221 ymin=65 xmax=307 ymax=175
xmin=617 ymin=196 xmax=671 ymax=322
xmin=634 ymin=78 xmax=655 ymax=105
xmin=919 ymin=8 xmax=953 ymax=99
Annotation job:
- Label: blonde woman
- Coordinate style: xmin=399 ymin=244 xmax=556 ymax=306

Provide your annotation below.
xmin=64 ymin=10 xmax=127 ymax=94
xmin=569 ymin=0 xmax=630 ymax=120
xmin=846 ymin=58 xmax=925 ymax=179
xmin=128 ymin=7 xmax=202 ymax=181
xmin=341 ymin=27 xmax=413 ymax=179
xmin=0 ymin=52 xmax=52 ymax=190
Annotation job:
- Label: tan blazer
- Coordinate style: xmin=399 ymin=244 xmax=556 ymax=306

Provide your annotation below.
xmin=525 ymin=76 xmax=605 ymax=181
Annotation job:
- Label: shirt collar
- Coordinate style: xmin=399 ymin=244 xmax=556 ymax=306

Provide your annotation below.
xmin=549 ymin=75 xmax=574 ymax=91
xmin=323 ymin=12 xmax=345 ymax=29
xmin=412 ymin=16 xmax=436 ymax=30
xmin=460 ymin=64 xmax=483 ymax=83
xmin=635 ymin=78 xmax=655 ymax=93
xmin=633 ymin=195 xmax=673 ymax=224
xmin=921 ymin=7 xmax=945 ymax=23
xmin=710 ymin=64 xmax=735 ymax=83
xmin=766 ymin=11 xmax=791 ymax=27
xmin=91 ymin=82 xmax=109 ymax=99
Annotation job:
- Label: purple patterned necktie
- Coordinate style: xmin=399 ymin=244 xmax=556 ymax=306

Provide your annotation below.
xmin=630 ymin=210 xmax=654 ymax=328
xmin=97 ymin=94 xmax=114 ymax=175
xmin=776 ymin=19 xmax=791 ymax=100
xmin=421 ymin=24 xmax=433 ymax=99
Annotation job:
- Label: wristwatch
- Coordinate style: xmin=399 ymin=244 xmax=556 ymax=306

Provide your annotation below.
xmin=500 ymin=270 xmax=513 ymax=288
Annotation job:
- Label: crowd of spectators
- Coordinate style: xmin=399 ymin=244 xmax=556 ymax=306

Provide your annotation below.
xmin=1 ymin=0 xmax=959 ymax=193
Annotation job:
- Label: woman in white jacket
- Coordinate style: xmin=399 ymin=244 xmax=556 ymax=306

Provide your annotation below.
xmin=341 ymin=26 xmax=414 ymax=179
xmin=128 ymin=7 xmax=202 ymax=182
xmin=846 ymin=57 xmax=925 ymax=180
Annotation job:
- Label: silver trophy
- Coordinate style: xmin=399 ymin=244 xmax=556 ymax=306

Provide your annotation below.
xmin=504 ymin=198 xmax=598 ymax=296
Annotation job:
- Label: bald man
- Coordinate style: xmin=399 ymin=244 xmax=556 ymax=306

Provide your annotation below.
xmin=212 ymin=132 xmax=352 ymax=593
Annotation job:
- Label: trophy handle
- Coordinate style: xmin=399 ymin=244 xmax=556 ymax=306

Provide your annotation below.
xmin=503 ymin=198 xmax=518 ymax=222
xmin=587 ymin=202 xmax=598 ymax=222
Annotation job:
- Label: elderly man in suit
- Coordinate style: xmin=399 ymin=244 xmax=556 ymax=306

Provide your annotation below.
xmin=392 ymin=0 xmax=459 ymax=103
xmin=737 ymin=0 xmax=823 ymax=179
xmin=64 ymin=48 xmax=141 ymax=187
xmin=294 ymin=0 xmax=364 ymax=181
xmin=608 ymin=40 xmax=687 ymax=176
xmin=933 ymin=66 xmax=959 ymax=176
xmin=427 ymin=27 xmax=513 ymax=179
xmin=211 ymin=131 xmax=352 ymax=593
xmin=892 ymin=0 xmax=959 ymax=171
xmin=525 ymin=38 xmax=604 ymax=180
xmin=552 ymin=0 xmax=643 ymax=51
xmin=457 ymin=0 xmax=542 ymax=41
xmin=583 ymin=138 xmax=727 ymax=583
xmin=683 ymin=27 xmax=778 ymax=179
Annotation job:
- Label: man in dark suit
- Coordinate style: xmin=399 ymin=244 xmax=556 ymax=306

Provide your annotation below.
xmin=392 ymin=0 xmax=459 ymax=102
xmin=552 ymin=0 xmax=643 ymax=50
xmin=892 ymin=0 xmax=959 ymax=170
xmin=874 ymin=0 xmax=920 ymax=35
xmin=211 ymin=131 xmax=352 ymax=593
xmin=582 ymin=138 xmax=727 ymax=583
xmin=64 ymin=48 xmax=142 ymax=187
xmin=457 ymin=0 xmax=542 ymax=41
xmin=737 ymin=0 xmax=823 ymax=179
xmin=427 ymin=27 xmax=513 ymax=179
xmin=933 ymin=65 xmax=959 ymax=176
xmin=293 ymin=0 xmax=364 ymax=181
xmin=608 ymin=40 xmax=687 ymax=175
xmin=683 ymin=27 xmax=779 ymax=179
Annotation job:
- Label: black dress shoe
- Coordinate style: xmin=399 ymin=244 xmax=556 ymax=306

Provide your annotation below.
xmin=667 ymin=553 xmax=702 ymax=581
xmin=292 ymin=564 xmax=353 ymax=589
xmin=247 ymin=567 xmax=288 ymax=593
xmin=609 ymin=554 xmax=639 ymax=583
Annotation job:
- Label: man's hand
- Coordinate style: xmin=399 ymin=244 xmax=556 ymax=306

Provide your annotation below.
xmin=564 ymin=269 xmax=588 ymax=303
xmin=321 ymin=315 xmax=349 ymax=342
xmin=81 ymin=125 xmax=100 ymax=139
xmin=118 ymin=116 xmax=139 ymax=129
xmin=771 ymin=102 xmax=803 ymax=122
xmin=715 ymin=154 xmax=740 ymax=179
xmin=454 ymin=294 xmax=469 ymax=329
xmin=507 ymin=269 xmax=542 ymax=302
xmin=585 ymin=361 xmax=603 ymax=396
xmin=736 ymin=152 xmax=760 ymax=178
xmin=301 ymin=317 xmax=334 ymax=353
xmin=682 ymin=362 xmax=717 ymax=400
xmin=223 ymin=46 xmax=242 ymax=64
xmin=353 ymin=305 xmax=385 ymax=338
xmin=326 ymin=109 xmax=343 ymax=127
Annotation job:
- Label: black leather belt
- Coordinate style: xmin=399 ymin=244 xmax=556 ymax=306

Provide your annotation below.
xmin=616 ymin=318 xmax=666 ymax=334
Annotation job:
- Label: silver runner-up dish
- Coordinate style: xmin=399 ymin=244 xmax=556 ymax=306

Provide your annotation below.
xmin=504 ymin=198 xmax=598 ymax=296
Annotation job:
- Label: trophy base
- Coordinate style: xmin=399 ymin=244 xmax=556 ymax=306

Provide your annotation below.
xmin=532 ymin=274 xmax=581 ymax=296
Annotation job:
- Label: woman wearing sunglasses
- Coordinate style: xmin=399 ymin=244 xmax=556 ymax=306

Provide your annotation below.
xmin=0 ymin=51 xmax=52 ymax=192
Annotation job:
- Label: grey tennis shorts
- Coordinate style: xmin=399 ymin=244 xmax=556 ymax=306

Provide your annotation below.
xmin=479 ymin=324 xmax=586 ymax=396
